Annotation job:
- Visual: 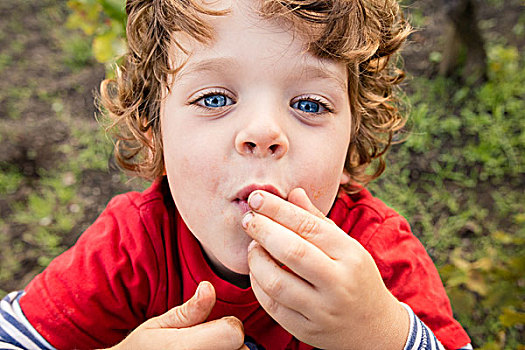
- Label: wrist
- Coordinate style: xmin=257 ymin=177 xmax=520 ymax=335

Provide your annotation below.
xmin=371 ymin=295 xmax=410 ymax=350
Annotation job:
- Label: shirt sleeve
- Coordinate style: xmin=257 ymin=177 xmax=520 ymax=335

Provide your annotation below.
xmin=17 ymin=194 xmax=162 ymax=349
xmin=0 ymin=291 xmax=55 ymax=349
xmin=401 ymin=303 xmax=473 ymax=350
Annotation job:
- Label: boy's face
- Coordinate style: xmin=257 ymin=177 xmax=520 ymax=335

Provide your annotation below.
xmin=161 ymin=1 xmax=351 ymax=279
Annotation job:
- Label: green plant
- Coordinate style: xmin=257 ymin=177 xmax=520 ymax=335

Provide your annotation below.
xmin=66 ymin=0 xmax=126 ymax=71
xmin=0 ymin=168 xmax=23 ymax=196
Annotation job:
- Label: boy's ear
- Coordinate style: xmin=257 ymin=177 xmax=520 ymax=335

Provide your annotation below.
xmin=340 ymin=170 xmax=351 ymax=185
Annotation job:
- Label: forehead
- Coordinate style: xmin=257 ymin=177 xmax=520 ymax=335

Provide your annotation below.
xmin=169 ymin=1 xmax=347 ymax=87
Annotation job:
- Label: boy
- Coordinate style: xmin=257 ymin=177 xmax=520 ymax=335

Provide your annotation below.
xmin=0 ymin=0 xmax=472 ymax=349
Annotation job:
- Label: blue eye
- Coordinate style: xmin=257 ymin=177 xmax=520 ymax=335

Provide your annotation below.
xmin=200 ymin=94 xmax=233 ymax=108
xmin=292 ymin=99 xmax=326 ymax=113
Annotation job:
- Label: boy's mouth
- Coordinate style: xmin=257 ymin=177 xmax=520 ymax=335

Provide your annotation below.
xmin=233 ymin=184 xmax=285 ymax=214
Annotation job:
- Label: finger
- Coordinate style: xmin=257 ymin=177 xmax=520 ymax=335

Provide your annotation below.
xmin=146 ymin=281 xmax=216 ymax=329
xmin=247 ymin=190 xmax=349 ymax=259
xmin=180 ymin=317 xmax=245 ymax=350
xmin=287 ymin=188 xmax=326 ymax=220
xmin=155 ymin=316 xmax=245 ymax=350
xmin=250 ymin=271 xmax=311 ymax=336
xmin=248 ymin=242 xmax=318 ymax=317
xmin=244 ymin=212 xmax=335 ymax=285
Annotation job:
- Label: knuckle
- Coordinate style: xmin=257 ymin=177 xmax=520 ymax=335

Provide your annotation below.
xmin=264 ymin=295 xmax=280 ymax=314
xmin=283 ymin=242 xmax=307 ymax=263
xmin=296 ymin=216 xmax=320 ymax=238
xmin=302 ymin=320 xmax=323 ymax=341
xmin=247 ymin=215 xmax=263 ymax=238
xmin=351 ymin=249 xmax=372 ymax=269
xmin=324 ymin=299 xmax=344 ymax=319
xmin=265 ymin=275 xmax=284 ymax=296
xmin=267 ymin=200 xmax=284 ymax=218
xmin=171 ymin=303 xmax=191 ymax=325
xmin=222 ymin=317 xmax=245 ymax=348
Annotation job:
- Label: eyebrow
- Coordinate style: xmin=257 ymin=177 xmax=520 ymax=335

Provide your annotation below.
xmin=176 ymin=56 xmax=348 ymax=93
xmin=176 ymin=57 xmax=239 ymax=81
xmin=293 ymin=64 xmax=348 ymax=94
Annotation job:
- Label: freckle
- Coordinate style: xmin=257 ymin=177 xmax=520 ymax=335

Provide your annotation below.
xmin=308 ymin=186 xmax=323 ymax=200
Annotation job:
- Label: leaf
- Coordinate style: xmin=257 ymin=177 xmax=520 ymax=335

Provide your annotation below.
xmin=492 ymin=230 xmax=513 ymax=244
xmin=508 ymin=256 xmax=525 ymax=274
xmin=499 ymin=307 xmax=525 ymax=327
xmin=446 ymin=270 xmax=470 ymax=288
xmin=450 ymin=247 xmax=472 ymax=272
xmin=472 ymin=257 xmax=493 ymax=271
xmin=492 ymin=230 xmax=524 ymax=245
xmin=477 ymin=342 xmax=501 ymax=350
xmin=515 ymin=213 xmax=525 ymax=224
xmin=447 ymin=288 xmax=475 ymax=316
xmin=92 ymin=31 xmax=117 ymax=63
xmin=466 ymin=270 xmax=488 ymax=296
xmin=98 ymin=0 xmax=126 ymax=24
xmin=66 ymin=0 xmax=103 ymax=35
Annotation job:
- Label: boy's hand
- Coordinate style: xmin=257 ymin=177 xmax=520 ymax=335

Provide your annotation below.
xmin=109 ymin=281 xmax=248 ymax=350
xmin=243 ymin=189 xmax=409 ymax=350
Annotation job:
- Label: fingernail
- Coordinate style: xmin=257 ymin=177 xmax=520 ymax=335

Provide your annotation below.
xmin=248 ymin=240 xmax=257 ymax=251
xmin=195 ymin=283 xmax=203 ymax=298
xmin=242 ymin=211 xmax=253 ymax=229
xmin=248 ymin=192 xmax=263 ymax=210
xmin=196 ymin=282 xmax=208 ymax=298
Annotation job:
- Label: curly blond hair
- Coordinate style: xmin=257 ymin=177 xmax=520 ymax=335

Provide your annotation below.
xmin=100 ymin=0 xmax=411 ymax=192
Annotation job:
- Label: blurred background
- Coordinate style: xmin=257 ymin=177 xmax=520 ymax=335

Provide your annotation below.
xmin=0 ymin=0 xmax=523 ymax=348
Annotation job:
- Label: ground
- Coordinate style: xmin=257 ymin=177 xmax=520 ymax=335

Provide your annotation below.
xmin=0 ymin=0 xmax=141 ymax=291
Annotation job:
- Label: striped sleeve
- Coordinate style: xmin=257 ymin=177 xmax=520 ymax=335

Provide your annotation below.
xmin=0 ymin=291 xmax=55 ymax=350
xmin=402 ymin=303 xmax=473 ymax=350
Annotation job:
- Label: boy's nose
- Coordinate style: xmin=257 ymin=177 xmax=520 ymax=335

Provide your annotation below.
xmin=234 ymin=122 xmax=289 ymax=159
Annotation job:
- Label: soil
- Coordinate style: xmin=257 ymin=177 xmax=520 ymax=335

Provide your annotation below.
xmin=0 ymin=0 xmax=138 ymax=291
xmin=0 ymin=0 xmax=523 ymax=293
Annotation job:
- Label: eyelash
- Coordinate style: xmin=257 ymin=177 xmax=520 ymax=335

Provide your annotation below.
xmin=188 ymin=90 xmax=334 ymax=115
xmin=291 ymin=95 xmax=334 ymax=114
xmin=188 ymin=89 xmax=236 ymax=111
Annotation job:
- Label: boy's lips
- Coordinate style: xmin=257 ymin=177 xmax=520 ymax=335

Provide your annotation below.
xmin=232 ymin=184 xmax=285 ymax=213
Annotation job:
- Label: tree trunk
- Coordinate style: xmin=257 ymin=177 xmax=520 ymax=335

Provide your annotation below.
xmin=439 ymin=0 xmax=487 ymax=83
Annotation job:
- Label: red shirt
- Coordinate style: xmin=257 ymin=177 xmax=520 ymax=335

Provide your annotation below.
xmin=20 ymin=177 xmax=470 ymax=349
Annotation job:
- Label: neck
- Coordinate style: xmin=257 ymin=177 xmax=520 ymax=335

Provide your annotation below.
xmin=201 ymin=244 xmax=251 ymax=289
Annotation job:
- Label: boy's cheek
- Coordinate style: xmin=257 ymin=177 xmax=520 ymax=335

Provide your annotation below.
xmin=292 ymin=158 xmax=346 ymax=215
xmin=301 ymin=180 xmax=340 ymax=215
xmin=166 ymin=154 xmax=221 ymax=192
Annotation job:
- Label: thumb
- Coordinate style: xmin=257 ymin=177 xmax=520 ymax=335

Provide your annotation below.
xmin=145 ymin=281 xmax=216 ymax=329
